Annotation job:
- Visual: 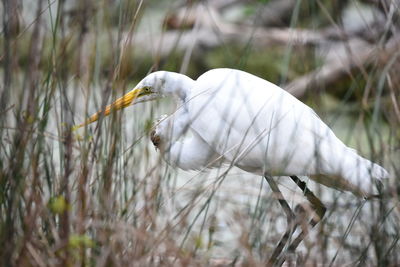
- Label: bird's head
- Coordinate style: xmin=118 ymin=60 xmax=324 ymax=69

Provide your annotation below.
xmin=134 ymin=71 xmax=168 ymax=99
xmin=74 ymin=71 xmax=172 ymax=129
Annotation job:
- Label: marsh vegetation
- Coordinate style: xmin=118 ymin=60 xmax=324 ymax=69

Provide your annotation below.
xmin=0 ymin=0 xmax=399 ymax=265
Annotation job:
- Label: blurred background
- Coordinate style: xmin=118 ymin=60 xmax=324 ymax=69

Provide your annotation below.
xmin=1 ymin=0 xmax=399 ymax=265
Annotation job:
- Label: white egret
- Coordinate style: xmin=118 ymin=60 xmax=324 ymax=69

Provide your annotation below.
xmin=76 ymin=68 xmax=389 ymax=264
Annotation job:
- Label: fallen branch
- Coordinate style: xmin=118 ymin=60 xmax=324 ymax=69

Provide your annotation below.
xmin=284 ymin=34 xmax=400 ymax=97
xmin=131 ymin=26 xmax=329 ymax=58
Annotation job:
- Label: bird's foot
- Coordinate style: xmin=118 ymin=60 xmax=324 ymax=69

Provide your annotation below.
xmin=150 ymin=130 xmax=162 ymax=150
xmin=150 ymin=114 xmax=169 ymax=150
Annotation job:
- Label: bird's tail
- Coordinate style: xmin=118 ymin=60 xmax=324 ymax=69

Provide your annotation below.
xmin=340 ymin=150 xmax=389 ymax=197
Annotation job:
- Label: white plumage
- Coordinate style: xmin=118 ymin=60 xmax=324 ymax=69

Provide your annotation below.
xmin=148 ymin=69 xmax=388 ymax=196
xmin=79 ymin=68 xmax=389 ymax=196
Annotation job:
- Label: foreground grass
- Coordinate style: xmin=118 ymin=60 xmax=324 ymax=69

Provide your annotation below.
xmin=1 ymin=0 xmax=399 ymax=266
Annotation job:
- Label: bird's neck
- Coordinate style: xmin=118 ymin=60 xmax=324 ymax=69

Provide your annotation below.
xmin=163 ymin=72 xmax=195 ymax=102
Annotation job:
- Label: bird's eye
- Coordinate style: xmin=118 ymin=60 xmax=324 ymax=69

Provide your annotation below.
xmin=144 ymin=87 xmax=151 ymax=92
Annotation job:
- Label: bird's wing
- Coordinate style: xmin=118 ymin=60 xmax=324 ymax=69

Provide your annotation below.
xmin=187 ymin=69 xmax=345 ymax=176
xmin=186 ymin=69 xmax=388 ymax=196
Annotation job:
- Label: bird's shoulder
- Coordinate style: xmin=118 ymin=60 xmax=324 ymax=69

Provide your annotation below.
xmin=192 ymin=68 xmax=281 ymax=95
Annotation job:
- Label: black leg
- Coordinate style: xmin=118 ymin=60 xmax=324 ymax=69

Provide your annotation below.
xmin=264 ymin=176 xmax=298 ymax=265
xmin=287 ymin=176 xmax=326 ymax=252
xmin=264 ymin=175 xmax=327 ymax=266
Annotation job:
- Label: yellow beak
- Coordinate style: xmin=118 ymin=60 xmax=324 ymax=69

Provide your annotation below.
xmin=74 ymin=88 xmax=142 ymax=130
